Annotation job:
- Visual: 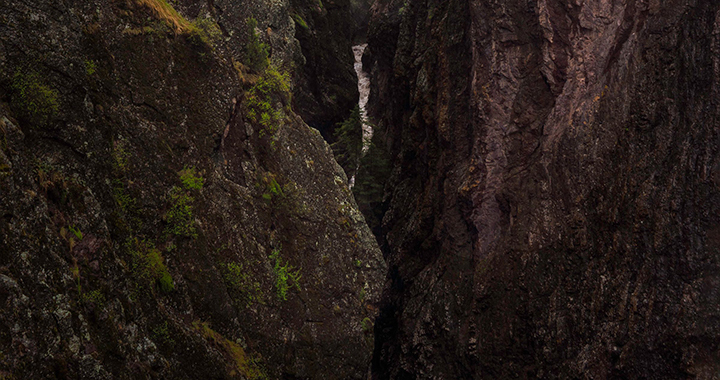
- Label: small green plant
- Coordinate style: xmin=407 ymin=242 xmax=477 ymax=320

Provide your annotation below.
xmin=152 ymin=321 xmax=176 ymax=347
xmin=361 ymin=317 xmax=373 ymax=333
xmin=269 ymin=248 xmax=301 ymax=301
xmin=128 ymin=239 xmax=174 ymax=293
xmin=179 ymin=166 xmax=204 ymax=190
xmin=165 ymin=165 xmax=205 ymax=237
xmin=259 ymin=172 xmax=284 ymax=201
xmin=11 ymin=69 xmax=59 ymax=126
xmin=220 ymin=262 xmax=263 ymax=306
xmin=245 ymin=18 xmax=269 ymax=72
xmin=84 ymin=60 xmax=97 ymax=75
xmin=353 ymin=259 xmax=362 ymax=268
xmin=68 ymin=225 xmax=83 ymax=240
xmin=244 ymin=67 xmax=291 ymax=140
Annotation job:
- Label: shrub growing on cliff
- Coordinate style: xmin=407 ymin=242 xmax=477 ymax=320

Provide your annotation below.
xmin=245 ymin=18 xmax=269 ymax=72
xmin=11 ymin=69 xmax=59 ymax=126
xmin=244 ymin=67 xmax=291 ymax=140
xmin=332 ymin=106 xmax=364 ymax=178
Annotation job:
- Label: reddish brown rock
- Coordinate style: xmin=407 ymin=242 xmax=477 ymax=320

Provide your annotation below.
xmin=365 ymin=0 xmax=720 ymax=378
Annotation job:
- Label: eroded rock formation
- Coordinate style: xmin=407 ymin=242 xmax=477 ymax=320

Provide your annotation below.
xmin=0 ymin=0 xmax=383 ymax=378
xmin=366 ymin=0 xmax=720 ymax=378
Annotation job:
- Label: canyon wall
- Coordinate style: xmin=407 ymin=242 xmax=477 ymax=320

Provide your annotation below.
xmin=366 ymin=0 xmax=720 ymax=378
xmin=0 ymin=0 xmax=382 ymax=378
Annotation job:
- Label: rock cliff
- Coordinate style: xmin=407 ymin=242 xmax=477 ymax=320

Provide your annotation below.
xmin=365 ymin=0 xmax=720 ymax=378
xmin=0 ymin=0 xmax=383 ymax=378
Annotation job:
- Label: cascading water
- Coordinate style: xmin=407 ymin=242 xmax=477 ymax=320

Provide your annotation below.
xmin=350 ymin=43 xmax=371 ymax=187
xmin=353 ymin=43 xmax=372 ymax=151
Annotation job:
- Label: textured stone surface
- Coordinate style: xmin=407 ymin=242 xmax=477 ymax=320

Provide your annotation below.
xmin=0 ymin=0 xmax=383 ymax=378
xmin=365 ymin=0 xmax=720 ymax=378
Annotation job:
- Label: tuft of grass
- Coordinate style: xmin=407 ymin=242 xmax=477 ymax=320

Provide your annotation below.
xmin=292 ymin=14 xmax=309 ymax=30
xmin=134 ymin=0 xmax=189 ymax=33
xmin=193 ymin=321 xmax=267 ymax=379
xmin=361 ymin=317 xmax=373 ymax=333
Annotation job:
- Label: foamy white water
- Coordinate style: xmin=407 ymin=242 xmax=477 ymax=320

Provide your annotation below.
xmin=353 ymin=43 xmax=372 ymax=153
xmin=350 ymin=44 xmax=372 ymax=188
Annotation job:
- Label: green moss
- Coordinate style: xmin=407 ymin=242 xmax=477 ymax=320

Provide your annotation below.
xmin=179 ymin=165 xmax=204 ymax=190
xmin=269 ymin=248 xmax=301 ymax=301
xmin=188 ymin=15 xmax=222 ymax=47
xmin=81 ymin=289 xmax=105 ymax=308
xmin=164 ymin=186 xmax=196 ymax=238
xmin=11 ymin=69 xmax=59 ymax=126
xmin=165 ymin=167 xmax=204 ymax=238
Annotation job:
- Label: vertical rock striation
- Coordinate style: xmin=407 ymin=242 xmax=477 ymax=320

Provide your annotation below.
xmin=366 ymin=0 xmax=720 ymax=378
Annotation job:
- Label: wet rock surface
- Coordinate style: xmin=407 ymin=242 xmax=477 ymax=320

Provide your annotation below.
xmin=365 ymin=0 xmax=720 ymax=378
xmin=0 ymin=0 xmax=383 ymax=378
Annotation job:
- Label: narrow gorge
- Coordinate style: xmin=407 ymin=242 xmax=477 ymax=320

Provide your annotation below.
xmin=0 ymin=0 xmax=719 ymax=379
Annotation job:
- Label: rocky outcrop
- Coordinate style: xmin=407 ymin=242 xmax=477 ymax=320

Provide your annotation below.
xmin=365 ymin=0 xmax=720 ymax=378
xmin=0 ymin=0 xmax=384 ymax=378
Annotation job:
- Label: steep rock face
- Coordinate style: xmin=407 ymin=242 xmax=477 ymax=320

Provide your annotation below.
xmin=0 ymin=0 xmax=384 ymax=378
xmin=366 ymin=0 xmax=720 ymax=378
